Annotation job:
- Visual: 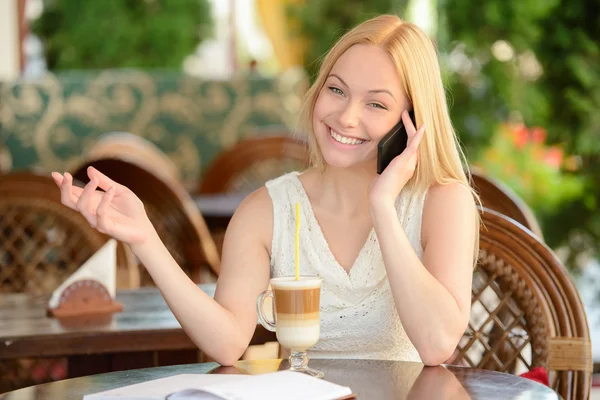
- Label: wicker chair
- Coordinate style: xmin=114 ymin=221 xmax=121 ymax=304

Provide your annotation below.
xmin=198 ymin=135 xmax=309 ymax=195
xmin=0 ymin=172 xmax=138 ymax=393
xmin=453 ymin=207 xmax=591 ymax=400
xmin=72 ymin=158 xmax=220 ymax=283
xmin=470 ymin=167 xmax=544 ymax=240
xmin=0 ymin=172 xmax=138 ymax=293
xmin=197 ymin=135 xmax=309 ymax=258
xmin=0 ymin=145 xmax=11 ymax=174
xmin=84 ymin=131 xmax=181 ymax=183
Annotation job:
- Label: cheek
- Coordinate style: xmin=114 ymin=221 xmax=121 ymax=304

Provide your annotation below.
xmin=365 ymin=119 xmax=396 ymax=142
xmin=313 ymin=92 xmax=328 ymax=121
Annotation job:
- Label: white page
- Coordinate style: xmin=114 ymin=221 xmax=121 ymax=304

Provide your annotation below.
xmin=83 ymin=374 xmax=250 ymax=400
xmin=84 ymin=371 xmax=353 ymax=400
xmin=171 ymin=371 xmax=353 ymax=400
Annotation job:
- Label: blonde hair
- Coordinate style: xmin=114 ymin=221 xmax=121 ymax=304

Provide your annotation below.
xmin=297 ymin=14 xmax=481 ymax=264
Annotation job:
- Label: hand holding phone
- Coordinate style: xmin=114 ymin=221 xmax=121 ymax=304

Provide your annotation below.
xmin=376 ymin=110 xmax=416 ymax=174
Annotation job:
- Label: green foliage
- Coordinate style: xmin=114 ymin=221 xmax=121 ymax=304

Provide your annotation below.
xmin=290 ymin=0 xmax=600 ymax=268
xmin=474 ymin=123 xmax=585 ymax=217
xmin=440 ymin=0 xmax=600 ymax=268
xmin=288 ymin=0 xmax=409 ymax=80
xmin=32 ymin=0 xmax=213 ymax=70
xmin=438 ymin=0 xmax=559 ymax=151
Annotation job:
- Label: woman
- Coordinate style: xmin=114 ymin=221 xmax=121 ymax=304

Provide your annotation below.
xmin=52 ymin=14 xmax=479 ymax=366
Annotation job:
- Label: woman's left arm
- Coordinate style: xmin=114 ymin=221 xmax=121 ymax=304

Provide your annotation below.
xmin=371 ymin=183 xmax=476 ymax=366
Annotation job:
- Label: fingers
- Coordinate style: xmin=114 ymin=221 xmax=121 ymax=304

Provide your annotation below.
xmin=52 ymin=171 xmax=117 ymax=232
xmin=96 ymin=186 xmax=116 ymax=234
xmin=394 ymin=123 xmax=425 ymax=170
xmin=52 ymin=172 xmax=85 ymax=197
xmin=51 ymin=172 xmax=62 ymax=185
xmin=54 ymin=167 xmax=120 ymax=195
xmin=402 ymin=110 xmax=417 ymax=136
xmin=87 ymin=166 xmax=119 ymax=192
xmin=76 ymin=178 xmax=100 ymax=227
xmin=408 ymin=124 xmax=426 ymax=152
xmin=408 ymin=125 xmax=426 ymax=166
xmin=58 ymin=172 xmax=80 ymax=210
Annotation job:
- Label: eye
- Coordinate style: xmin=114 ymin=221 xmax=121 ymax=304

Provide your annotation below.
xmin=368 ymin=103 xmax=387 ymax=110
xmin=328 ymin=86 xmax=345 ymax=96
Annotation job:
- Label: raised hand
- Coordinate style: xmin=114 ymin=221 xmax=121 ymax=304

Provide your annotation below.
xmin=369 ymin=109 xmax=426 ymax=208
xmin=51 ymin=167 xmax=155 ymax=245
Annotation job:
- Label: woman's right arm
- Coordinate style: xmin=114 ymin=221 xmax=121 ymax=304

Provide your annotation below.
xmin=52 ymin=167 xmax=273 ymax=365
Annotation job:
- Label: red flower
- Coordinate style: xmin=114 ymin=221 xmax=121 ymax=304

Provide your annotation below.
xmin=544 ymin=147 xmax=563 ymax=169
xmin=512 ymin=125 xmax=529 ymax=148
xmin=530 ymin=127 xmax=547 ymax=144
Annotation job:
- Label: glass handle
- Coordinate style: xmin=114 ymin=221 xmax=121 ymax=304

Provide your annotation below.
xmin=256 ymin=290 xmax=276 ymax=332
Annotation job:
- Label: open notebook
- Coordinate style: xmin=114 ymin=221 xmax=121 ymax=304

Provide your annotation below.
xmin=83 ymin=371 xmax=355 ymax=400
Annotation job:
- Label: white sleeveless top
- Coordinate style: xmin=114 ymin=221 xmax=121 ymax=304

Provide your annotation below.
xmin=265 ymin=171 xmax=427 ymax=362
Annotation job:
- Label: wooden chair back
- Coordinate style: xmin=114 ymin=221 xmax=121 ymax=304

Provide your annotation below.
xmin=198 ymin=135 xmax=309 ymax=194
xmin=470 ymin=168 xmax=543 ymax=239
xmin=72 ymin=158 xmax=220 ymax=283
xmin=0 ymin=172 xmax=139 ymax=393
xmin=0 ymin=145 xmax=11 ymax=174
xmin=0 ymin=172 xmax=138 ymax=293
xmin=84 ymin=131 xmax=180 ymax=182
xmin=454 ymin=207 xmax=591 ymax=400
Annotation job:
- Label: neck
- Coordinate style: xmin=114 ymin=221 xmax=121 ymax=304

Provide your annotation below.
xmin=312 ymin=160 xmax=376 ymax=216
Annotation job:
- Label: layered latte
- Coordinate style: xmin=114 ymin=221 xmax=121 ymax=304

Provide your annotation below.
xmin=271 ymin=276 xmax=322 ymax=351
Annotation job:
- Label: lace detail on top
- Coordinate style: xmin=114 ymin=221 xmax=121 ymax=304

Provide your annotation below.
xmin=266 ymin=172 xmax=427 ymax=362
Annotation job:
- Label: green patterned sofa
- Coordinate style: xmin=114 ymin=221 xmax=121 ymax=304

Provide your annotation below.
xmin=0 ymin=69 xmax=308 ymax=190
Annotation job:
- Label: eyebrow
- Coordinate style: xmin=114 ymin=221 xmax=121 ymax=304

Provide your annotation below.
xmin=327 ymin=73 xmax=396 ymax=102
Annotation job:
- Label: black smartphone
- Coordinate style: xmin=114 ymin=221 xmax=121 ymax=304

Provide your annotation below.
xmin=376 ymin=110 xmax=416 ymax=174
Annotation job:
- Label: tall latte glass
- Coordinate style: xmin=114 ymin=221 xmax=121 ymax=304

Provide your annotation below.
xmin=256 ymin=276 xmax=323 ymax=378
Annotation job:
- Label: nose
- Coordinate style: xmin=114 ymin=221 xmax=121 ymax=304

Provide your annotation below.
xmin=337 ymin=101 xmax=361 ymax=129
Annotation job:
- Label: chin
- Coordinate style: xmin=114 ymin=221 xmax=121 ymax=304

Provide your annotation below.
xmin=322 ymin=154 xmax=360 ymax=169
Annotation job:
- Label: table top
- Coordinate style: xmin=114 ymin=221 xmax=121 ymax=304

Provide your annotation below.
xmin=0 ymin=285 xmax=274 ymax=359
xmin=0 ymin=358 xmax=559 ymax=400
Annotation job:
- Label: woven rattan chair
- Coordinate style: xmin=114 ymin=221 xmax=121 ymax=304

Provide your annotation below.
xmin=0 ymin=172 xmax=138 ymax=393
xmin=197 ymin=135 xmax=309 ymax=258
xmin=0 ymin=172 xmax=138 ymax=293
xmin=72 ymin=158 xmax=220 ymax=283
xmin=198 ymin=135 xmax=309 ymax=195
xmin=470 ymin=167 xmax=544 ymax=240
xmin=453 ymin=207 xmax=591 ymax=400
xmin=0 ymin=145 xmax=11 ymax=174
xmin=84 ymin=131 xmax=181 ymax=183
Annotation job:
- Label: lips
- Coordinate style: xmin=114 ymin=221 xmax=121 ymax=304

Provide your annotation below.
xmin=328 ymin=126 xmax=367 ymax=145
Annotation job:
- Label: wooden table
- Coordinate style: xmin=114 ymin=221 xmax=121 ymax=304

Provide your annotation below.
xmin=0 ymin=285 xmax=275 ymax=378
xmin=0 ymin=358 xmax=560 ymax=399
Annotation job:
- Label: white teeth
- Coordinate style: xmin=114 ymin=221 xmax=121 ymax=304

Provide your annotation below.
xmin=329 ymin=128 xmax=365 ymax=145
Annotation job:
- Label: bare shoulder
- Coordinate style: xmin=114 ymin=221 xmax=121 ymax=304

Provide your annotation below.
xmin=225 ymin=186 xmax=273 ymax=252
xmin=422 ymin=182 xmax=477 ymax=246
xmin=234 ymin=186 xmax=273 ymax=219
xmin=425 ymin=182 xmax=475 ymax=210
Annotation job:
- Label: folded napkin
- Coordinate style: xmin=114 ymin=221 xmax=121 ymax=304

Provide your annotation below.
xmin=48 ymin=239 xmax=117 ymax=310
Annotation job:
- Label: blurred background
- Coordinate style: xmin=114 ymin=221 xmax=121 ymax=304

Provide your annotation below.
xmin=0 ymin=0 xmax=599 ymax=394
xmin=3 ymin=0 xmax=598 ymax=275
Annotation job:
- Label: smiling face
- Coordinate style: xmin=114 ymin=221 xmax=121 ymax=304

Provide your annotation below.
xmin=312 ymin=44 xmax=410 ymax=169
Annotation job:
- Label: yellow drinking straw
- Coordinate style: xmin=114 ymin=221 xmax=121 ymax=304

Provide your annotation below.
xmin=295 ymin=202 xmax=300 ymax=280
